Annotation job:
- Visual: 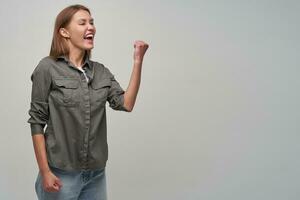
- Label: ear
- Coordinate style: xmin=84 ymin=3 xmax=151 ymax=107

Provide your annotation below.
xmin=59 ymin=28 xmax=70 ymax=38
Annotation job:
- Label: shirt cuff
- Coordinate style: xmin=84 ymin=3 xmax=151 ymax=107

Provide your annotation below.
xmin=119 ymin=94 xmax=131 ymax=112
xmin=30 ymin=124 xmax=45 ymax=135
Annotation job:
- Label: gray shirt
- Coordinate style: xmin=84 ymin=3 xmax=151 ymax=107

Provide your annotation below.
xmin=27 ymin=55 xmax=129 ymax=171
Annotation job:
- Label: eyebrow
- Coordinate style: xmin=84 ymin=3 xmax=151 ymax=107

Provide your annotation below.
xmin=78 ymin=18 xmax=94 ymax=22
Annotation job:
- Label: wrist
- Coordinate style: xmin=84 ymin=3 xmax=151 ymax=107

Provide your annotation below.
xmin=134 ymin=58 xmax=143 ymax=64
xmin=40 ymin=168 xmax=51 ymax=176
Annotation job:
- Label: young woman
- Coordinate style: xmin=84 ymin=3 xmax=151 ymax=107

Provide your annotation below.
xmin=27 ymin=4 xmax=148 ymax=200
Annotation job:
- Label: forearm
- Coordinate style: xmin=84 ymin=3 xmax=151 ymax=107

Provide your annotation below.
xmin=123 ymin=60 xmax=143 ymax=111
xmin=32 ymin=134 xmax=50 ymax=176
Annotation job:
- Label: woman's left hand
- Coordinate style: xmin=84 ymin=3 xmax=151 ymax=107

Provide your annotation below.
xmin=133 ymin=40 xmax=149 ymax=62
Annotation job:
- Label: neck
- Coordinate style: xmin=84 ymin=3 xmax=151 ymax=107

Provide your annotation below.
xmin=68 ymin=46 xmax=86 ymax=68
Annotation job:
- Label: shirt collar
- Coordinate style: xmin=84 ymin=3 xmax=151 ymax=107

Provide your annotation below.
xmin=56 ymin=54 xmax=92 ymax=69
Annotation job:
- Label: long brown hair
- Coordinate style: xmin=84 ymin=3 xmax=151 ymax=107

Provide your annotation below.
xmin=49 ymin=4 xmax=92 ymax=59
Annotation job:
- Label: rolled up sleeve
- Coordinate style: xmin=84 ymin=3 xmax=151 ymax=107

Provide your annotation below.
xmin=105 ymin=68 xmax=130 ymax=112
xmin=27 ymin=60 xmax=51 ymax=135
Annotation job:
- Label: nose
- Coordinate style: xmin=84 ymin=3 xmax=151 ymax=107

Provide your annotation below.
xmin=88 ymin=24 xmax=95 ymax=32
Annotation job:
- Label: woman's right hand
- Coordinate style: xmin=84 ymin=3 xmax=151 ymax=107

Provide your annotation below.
xmin=41 ymin=170 xmax=63 ymax=192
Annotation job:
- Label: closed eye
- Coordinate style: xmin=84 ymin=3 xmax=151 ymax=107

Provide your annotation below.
xmin=79 ymin=22 xmax=94 ymax=26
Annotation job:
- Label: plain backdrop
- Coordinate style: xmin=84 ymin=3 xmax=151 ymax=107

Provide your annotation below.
xmin=0 ymin=0 xmax=299 ymax=199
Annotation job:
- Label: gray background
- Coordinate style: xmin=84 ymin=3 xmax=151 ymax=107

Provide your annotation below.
xmin=0 ymin=0 xmax=299 ymax=199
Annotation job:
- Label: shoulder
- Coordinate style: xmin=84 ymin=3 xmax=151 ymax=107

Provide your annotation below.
xmin=92 ymin=60 xmax=113 ymax=78
xmin=35 ymin=56 xmax=55 ymax=69
xmin=91 ymin=60 xmax=106 ymax=70
xmin=31 ymin=56 xmax=54 ymax=77
xmin=39 ymin=56 xmax=59 ymax=67
xmin=34 ymin=55 xmax=64 ymax=72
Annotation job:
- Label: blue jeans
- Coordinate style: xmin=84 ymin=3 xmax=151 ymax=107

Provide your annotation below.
xmin=35 ymin=165 xmax=107 ymax=200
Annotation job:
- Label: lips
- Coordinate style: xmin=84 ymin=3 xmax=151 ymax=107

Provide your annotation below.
xmin=84 ymin=33 xmax=94 ymax=40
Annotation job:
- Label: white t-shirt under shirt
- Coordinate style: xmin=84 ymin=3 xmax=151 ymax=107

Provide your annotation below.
xmin=78 ymin=66 xmax=89 ymax=82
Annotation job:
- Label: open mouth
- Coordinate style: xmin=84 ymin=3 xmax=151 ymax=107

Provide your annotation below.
xmin=84 ymin=33 xmax=94 ymax=41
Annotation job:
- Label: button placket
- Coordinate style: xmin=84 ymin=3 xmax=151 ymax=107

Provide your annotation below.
xmin=80 ymin=75 xmax=92 ymax=170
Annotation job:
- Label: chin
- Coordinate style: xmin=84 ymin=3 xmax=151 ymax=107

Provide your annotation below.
xmin=82 ymin=45 xmax=94 ymax=50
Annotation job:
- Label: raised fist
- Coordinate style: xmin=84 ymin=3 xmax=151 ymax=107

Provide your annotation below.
xmin=133 ymin=40 xmax=149 ymax=62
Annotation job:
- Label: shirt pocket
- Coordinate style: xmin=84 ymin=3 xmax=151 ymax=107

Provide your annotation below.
xmin=53 ymin=78 xmax=80 ymax=107
xmin=91 ymin=78 xmax=111 ymax=104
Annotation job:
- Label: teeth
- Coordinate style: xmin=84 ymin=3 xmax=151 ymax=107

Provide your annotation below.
xmin=84 ymin=34 xmax=94 ymax=39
